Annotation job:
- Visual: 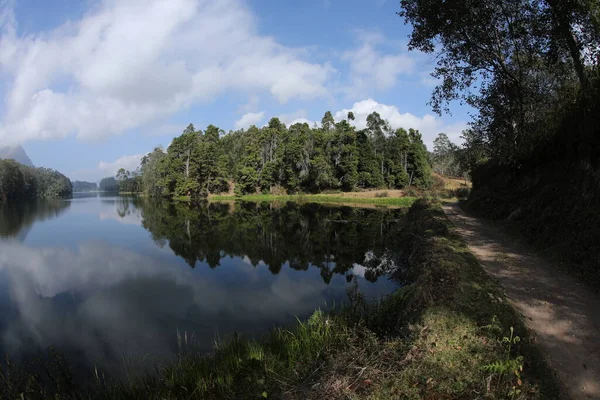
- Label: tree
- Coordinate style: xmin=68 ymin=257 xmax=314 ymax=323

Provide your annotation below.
xmin=168 ymin=125 xmax=201 ymax=198
xmin=321 ymin=111 xmax=335 ymax=132
xmin=386 ymin=128 xmax=411 ymax=188
xmin=407 ymin=129 xmax=433 ymax=188
xmin=141 ymin=147 xmax=169 ymax=197
xmin=432 ymin=133 xmax=453 ymax=176
xmin=356 ymin=130 xmax=383 ymax=188
xmin=333 ymin=120 xmax=358 ymax=191
xmin=99 ymin=177 xmax=119 ymax=192
xmin=398 ymin=0 xmax=600 ymax=164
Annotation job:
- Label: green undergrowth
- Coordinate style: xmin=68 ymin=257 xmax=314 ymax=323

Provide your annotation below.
xmin=210 ymin=194 xmax=417 ymax=207
xmin=0 ymin=200 xmax=558 ymax=399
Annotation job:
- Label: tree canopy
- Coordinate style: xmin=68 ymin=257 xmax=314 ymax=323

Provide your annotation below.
xmin=399 ymin=0 xmax=600 ymax=166
xmin=135 ymin=111 xmax=433 ymax=200
xmin=0 ymin=160 xmax=72 ymax=203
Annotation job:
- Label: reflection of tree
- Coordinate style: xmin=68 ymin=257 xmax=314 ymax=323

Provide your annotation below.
xmin=116 ymin=197 xmax=130 ymax=218
xmin=137 ymin=199 xmax=406 ymax=283
xmin=0 ymin=200 xmax=71 ymax=240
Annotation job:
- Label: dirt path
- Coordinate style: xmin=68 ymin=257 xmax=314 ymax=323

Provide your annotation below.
xmin=443 ymin=203 xmax=600 ymax=400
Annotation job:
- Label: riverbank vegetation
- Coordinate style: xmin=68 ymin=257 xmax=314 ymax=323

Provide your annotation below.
xmin=0 ymin=200 xmax=558 ymax=399
xmin=0 ymin=159 xmax=72 ymax=203
xmin=209 ymin=193 xmax=416 ymax=207
xmin=399 ymin=0 xmax=600 ymax=287
xmin=106 ymin=111 xmax=434 ymax=200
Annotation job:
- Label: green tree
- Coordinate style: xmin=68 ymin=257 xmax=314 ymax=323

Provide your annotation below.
xmin=168 ymin=125 xmax=201 ymax=198
xmin=407 ymin=129 xmax=433 ymax=188
xmin=321 ymin=111 xmax=335 ymax=132
xmin=386 ymin=128 xmax=411 ymax=188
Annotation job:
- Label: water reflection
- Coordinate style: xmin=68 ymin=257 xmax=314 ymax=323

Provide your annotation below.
xmin=0 ymin=200 xmax=70 ymax=240
xmin=0 ymin=197 xmax=403 ymax=379
xmin=138 ymin=199 xmax=405 ymax=282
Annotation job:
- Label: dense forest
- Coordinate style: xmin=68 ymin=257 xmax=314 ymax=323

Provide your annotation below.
xmin=398 ymin=0 xmax=600 ymax=284
xmin=110 ymin=112 xmax=434 ymax=198
xmin=72 ymin=181 xmax=97 ymax=192
xmin=0 ymin=159 xmax=72 ymax=203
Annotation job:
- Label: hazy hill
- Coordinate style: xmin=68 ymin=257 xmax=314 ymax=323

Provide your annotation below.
xmin=0 ymin=146 xmax=34 ymax=167
xmin=73 ymin=181 xmax=98 ymax=192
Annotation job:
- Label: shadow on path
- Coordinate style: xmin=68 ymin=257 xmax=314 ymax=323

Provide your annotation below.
xmin=443 ymin=203 xmax=600 ymax=400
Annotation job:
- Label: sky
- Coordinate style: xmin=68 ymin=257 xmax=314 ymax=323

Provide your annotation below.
xmin=0 ymin=0 xmax=471 ymax=182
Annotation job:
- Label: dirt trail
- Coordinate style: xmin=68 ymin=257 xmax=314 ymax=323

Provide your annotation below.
xmin=443 ymin=203 xmax=600 ymax=400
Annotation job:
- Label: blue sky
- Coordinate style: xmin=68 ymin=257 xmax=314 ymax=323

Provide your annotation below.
xmin=0 ymin=0 xmax=470 ymax=181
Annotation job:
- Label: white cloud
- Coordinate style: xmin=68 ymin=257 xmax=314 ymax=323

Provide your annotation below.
xmin=98 ymin=209 xmax=142 ymax=226
xmin=234 ymin=111 xmax=265 ymax=129
xmin=278 ymin=110 xmax=315 ymax=127
xmin=145 ymin=123 xmax=187 ymax=137
xmin=0 ymin=0 xmax=333 ymax=146
xmin=0 ymin=239 xmax=351 ymax=371
xmin=341 ymin=31 xmax=416 ymax=98
xmin=98 ymin=154 xmax=144 ymax=176
xmin=334 ymin=99 xmax=467 ymax=149
xmin=238 ymin=95 xmax=260 ymax=114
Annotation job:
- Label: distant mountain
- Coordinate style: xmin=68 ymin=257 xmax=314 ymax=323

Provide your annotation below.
xmin=0 ymin=145 xmax=34 ymax=167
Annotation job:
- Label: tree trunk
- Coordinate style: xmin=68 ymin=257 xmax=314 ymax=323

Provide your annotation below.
xmin=185 ymin=151 xmax=190 ymax=179
xmin=548 ymin=0 xmax=590 ymax=94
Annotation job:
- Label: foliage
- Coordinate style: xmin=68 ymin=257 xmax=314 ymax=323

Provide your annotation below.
xmin=430 ymin=133 xmax=468 ymax=178
xmin=99 ymin=177 xmax=119 ymax=192
xmin=0 ymin=159 xmax=72 ymax=202
xmin=116 ymin=168 xmax=142 ymax=193
xmin=134 ymin=112 xmax=433 ymax=200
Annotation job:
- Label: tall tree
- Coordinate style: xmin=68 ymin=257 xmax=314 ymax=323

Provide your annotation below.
xmin=321 ymin=111 xmax=335 ymax=132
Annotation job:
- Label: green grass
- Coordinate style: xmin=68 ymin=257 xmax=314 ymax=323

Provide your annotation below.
xmin=0 ymin=200 xmax=559 ymax=399
xmin=210 ymin=194 xmax=417 ymax=207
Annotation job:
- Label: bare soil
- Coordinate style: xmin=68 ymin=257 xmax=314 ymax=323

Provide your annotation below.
xmin=443 ymin=203 xmax=600 ymax=399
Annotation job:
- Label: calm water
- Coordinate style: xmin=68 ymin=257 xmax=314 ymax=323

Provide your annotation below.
xmin=0 ymin=195 xmax=404 ymax=378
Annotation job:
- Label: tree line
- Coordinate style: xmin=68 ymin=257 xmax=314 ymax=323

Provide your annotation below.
xmin=108 ymin=111 xmax=434 ymax=199
xmin=0 ymin=159 xmax=73 ymax=203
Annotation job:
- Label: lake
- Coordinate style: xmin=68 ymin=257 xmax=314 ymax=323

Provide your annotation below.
xmin=0 ymin=195 xmax=403 ymax=379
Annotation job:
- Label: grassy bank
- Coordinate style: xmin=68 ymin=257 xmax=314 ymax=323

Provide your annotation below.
xmin=1 ymin=200 xmax=557 ymax=399
xmin=210 ymin=194 xmax=417 ymax=207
